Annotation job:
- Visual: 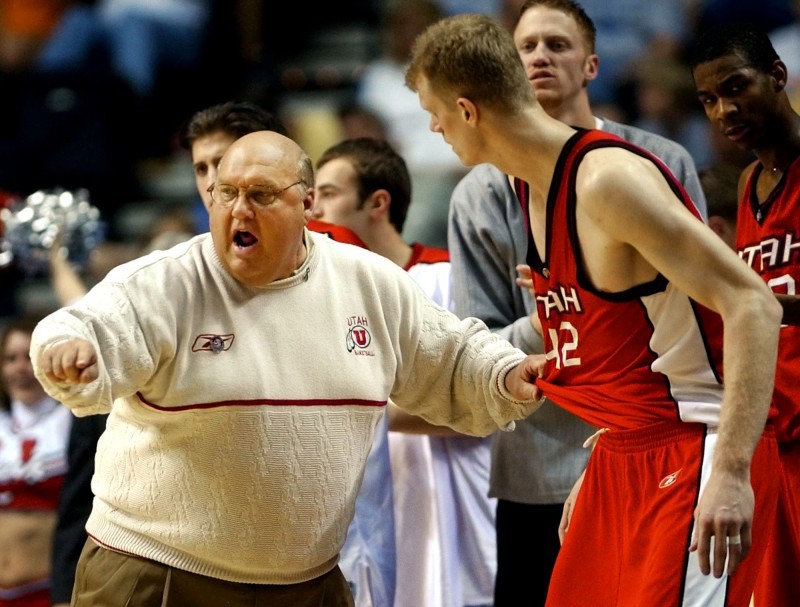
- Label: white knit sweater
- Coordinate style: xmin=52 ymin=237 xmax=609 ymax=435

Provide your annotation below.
xmin=31 ymin=230 xmax=539 ymax=584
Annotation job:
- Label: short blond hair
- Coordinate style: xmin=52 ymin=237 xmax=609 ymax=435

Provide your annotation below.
xmin=405 ymin=13 xmax=535 ymax=114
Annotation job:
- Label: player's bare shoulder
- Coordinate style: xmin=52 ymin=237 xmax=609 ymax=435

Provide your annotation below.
xmin=575 ymin=148 xmax=677 ymax=227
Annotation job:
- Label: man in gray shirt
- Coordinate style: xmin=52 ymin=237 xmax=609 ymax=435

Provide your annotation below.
xmin=448 ymin=2 xmax=706 ymax=604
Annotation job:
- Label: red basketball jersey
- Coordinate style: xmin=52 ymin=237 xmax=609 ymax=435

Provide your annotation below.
xmin=738 ymin=156 xmax=800 ymax=443
xmin=520 ymin=129 xmax=730 ymax=431
xmin=307 ymin=220 xmax=369 ymax=249
xmin=403 ymin=242 xmax=449 ymax=269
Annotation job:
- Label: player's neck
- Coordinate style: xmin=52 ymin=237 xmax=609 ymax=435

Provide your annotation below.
xmin=364 ymin=227 xmax=413 ymax=269
xmin=491 ymin=106 xmax=574 ymax=192
xmin=757 ymin=114 xmax=800 ymax=174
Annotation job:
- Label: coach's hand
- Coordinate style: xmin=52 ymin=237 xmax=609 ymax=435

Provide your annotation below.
xmin=40 ymin=338 xmax=99 ymax=384
xmin=504 ymin=353 xmax=547 ymax=403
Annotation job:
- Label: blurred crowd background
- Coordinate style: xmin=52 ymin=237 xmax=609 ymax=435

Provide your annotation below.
xmin=2 ymin=0 xmax=799 ymax=322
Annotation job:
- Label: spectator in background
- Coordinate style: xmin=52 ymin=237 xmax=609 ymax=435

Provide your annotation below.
xmin=433 ymin=0 xmax=498 ymax=17
xmin=0 ymin=0 xmax=72 ymax=73
xmin=572 ymin=0 xmax=690 ymax=120
xmin=0 ymin=0 xmax=215 ymax=230
xmin=231 ymin=0 xmax=381 ymax=107
xmin=35 ymin=0 xmax=212 ymax=101
xmin=355 ymin=0 xmax=467 ymax=249
xmin=0 ymin=314 xmax=72 ymax=607
xmin=178 ymin=100 xmax=289 ymax=233
xmin=356 ymin=0 xmax=454 ymax=173
xmin=447 ymin=2 xmax=706 ymax=603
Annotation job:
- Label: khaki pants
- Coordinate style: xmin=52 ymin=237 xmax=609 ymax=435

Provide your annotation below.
xmin=72 ymin=539 xmax=354 ymax=607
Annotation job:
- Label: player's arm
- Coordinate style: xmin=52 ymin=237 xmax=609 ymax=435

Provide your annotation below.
xmin=514 ymin=263 xmax=542 ymax=336
xmin=581 ymin=149 xmax=781 ymax=577
xmin=48 ymin=230 xmax=89 ymax=307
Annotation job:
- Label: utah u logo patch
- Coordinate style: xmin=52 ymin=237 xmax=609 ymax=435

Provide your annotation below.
xmin=345 ymin=315 xmax=373 ymax=356
xmin=347 ymin=325 xmax=371 ymax=352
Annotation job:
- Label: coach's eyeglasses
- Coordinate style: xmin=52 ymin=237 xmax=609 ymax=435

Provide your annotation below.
xmin=208 ymin=181 xmax=305 ymax=208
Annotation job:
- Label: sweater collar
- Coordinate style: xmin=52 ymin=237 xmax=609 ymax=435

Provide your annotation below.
xmin=205 ymin=230 xmax=318 ymax=292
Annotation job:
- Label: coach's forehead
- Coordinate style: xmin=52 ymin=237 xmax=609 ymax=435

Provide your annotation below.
xmin=219 ymin=131 xmax=300 ymax=181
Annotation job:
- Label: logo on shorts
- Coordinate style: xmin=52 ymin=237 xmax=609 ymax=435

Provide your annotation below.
xmin=659 ymin=468 xmax=682 ymax=489
xmin=192 ymin=333 xmax=234 ymax=353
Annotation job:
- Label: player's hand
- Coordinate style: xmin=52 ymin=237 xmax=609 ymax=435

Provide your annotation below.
xmin=559 ymin=469 xmax=585 ymax=544
xmin=689 ymin=469 xmax=753 ymax=577
xmin=504 ymin=353 xmax=547 ymax=403
xmin=40 ymin=338 xmax=99 ymax=384
xmin=515 ymin=263 xmax=534 ymax=293
xmin=515 ymin=264 xmax=543 ymax=334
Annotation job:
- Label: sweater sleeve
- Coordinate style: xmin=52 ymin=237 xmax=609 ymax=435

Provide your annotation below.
xmin=30 ymin=279 xmax=158 ymax=416
xmin=389 ymin=283 xmax=542 ymax=437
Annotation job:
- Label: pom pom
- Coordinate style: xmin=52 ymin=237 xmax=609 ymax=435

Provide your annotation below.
xmin=0 ymin=188 xmax=106 ymax=276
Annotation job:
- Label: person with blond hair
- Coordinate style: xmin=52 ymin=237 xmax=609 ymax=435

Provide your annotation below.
xmin=447 ymin=2 xmax=707 ymax=603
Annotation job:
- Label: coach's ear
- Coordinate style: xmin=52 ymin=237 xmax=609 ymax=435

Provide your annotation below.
xmin=302 ymin=183 xmax=315 ymax=222
xmin=457 ymin=97 xmax=478 ymax=126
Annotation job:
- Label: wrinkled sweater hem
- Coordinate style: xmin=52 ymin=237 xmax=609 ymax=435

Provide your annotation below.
xmin=86 ymin=516 xmax=338 ymax=585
